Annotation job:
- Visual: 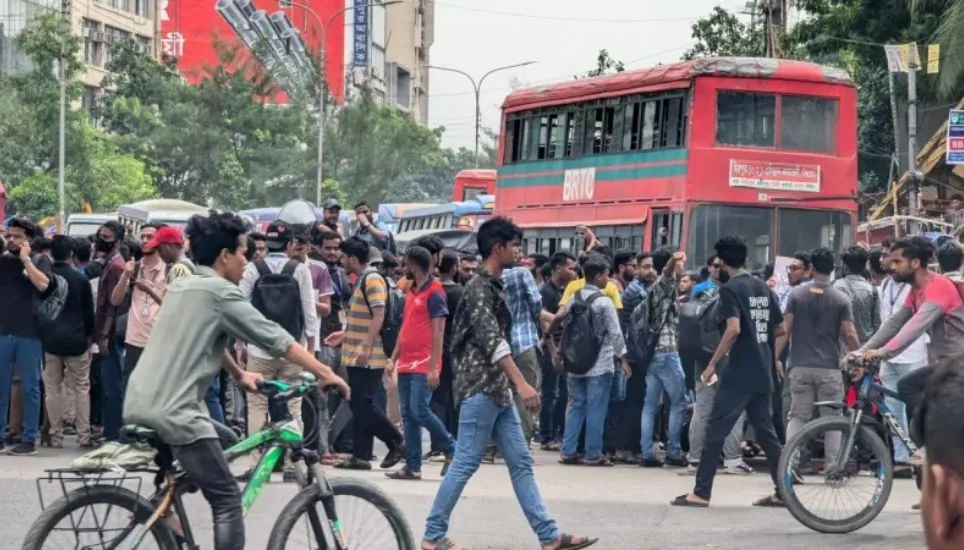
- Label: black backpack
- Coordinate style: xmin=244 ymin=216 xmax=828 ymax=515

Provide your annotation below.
xmin=251 ymin=259 xmax=305 ymax=340
xmin=678 ymin=288 xmax=722 ymax=360
xmin=362 ymin=272 xmax=404 ymax=357
xmin=626 ymin=290 xmax=670 ymax=372
xmin=560 ymin=291 xmax=605 ymax=375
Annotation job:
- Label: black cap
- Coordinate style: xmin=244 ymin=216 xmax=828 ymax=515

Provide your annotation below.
xmin=265 ymin=220 xmax=293 ymax=248
xmin=324 ymin=199 xmax=341 ymax=211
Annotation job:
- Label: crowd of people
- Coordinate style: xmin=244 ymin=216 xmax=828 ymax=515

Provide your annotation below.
xmin=6 ymin=204 xmax=964 ymax=549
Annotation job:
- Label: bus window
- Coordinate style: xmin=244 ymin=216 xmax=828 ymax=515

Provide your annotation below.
xmin=641 ymin=99 xmax=660 ymax=150
xmin=778 ymin=208 xmax=852 ymax=256
xmin=651 ymin=210 xmax=671 ymax=249
xmin=780 ymin=96 xmax=838 ymax=153
xmin=661 ymin=97 xmax=684 ymax=148
xmin=716 ymin=91 xmax=776 ymax=148
xmin=687 ymin=204 xmax=772 ymax=271
xmin=671 ymin=212 xmax=683 ymax=248
xmin=563 ymin=113 xmax=575 ymax=157
xmin=548 ymin=114 xmax=564 ymax=159
xmin=536 ymin=115 xmax=550 ymax=159
xmin=506 ymin=118 xmax=524 ymax=164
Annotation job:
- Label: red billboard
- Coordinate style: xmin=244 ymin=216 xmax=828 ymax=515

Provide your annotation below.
xmin=159 ymin=0 xmax=345 ymax=103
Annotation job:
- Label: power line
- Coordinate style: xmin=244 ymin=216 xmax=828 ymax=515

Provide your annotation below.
xmin=434 ymin=1 xmax=703 ymax=23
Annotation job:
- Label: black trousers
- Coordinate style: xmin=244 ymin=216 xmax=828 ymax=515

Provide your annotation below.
xmin=539 ymin=350 xmax=568 ymax=443
xmin=615 ymin=359 xmax=647 ymax=454
xmin=694 ymin=387 xmax=782 ymax=501
xmin=121 ymin=344 xmax=144 ymax=396
xmin=348 ymin=368 xmax=401 ymax=461
xmin=174 ymin=438 xmax=244 ymax=549
xmin=897 ymin=365 xmax=932 ymax=447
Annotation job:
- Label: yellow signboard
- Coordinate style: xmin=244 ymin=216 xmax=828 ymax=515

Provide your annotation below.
xmin=928 ymin=44 xmax=941 ymax=74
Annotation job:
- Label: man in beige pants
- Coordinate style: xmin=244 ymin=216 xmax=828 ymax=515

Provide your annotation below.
xmin=40 ymin=236 xmax=96 ymax=448
xmin=239 ymin=222 xmax=318 ymax=479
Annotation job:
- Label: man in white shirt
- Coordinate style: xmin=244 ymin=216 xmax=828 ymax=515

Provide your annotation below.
xmin=876 ymin=240 xmax=928 ymax=466
xmin=239 ymin=221 xmax=318 ymax=478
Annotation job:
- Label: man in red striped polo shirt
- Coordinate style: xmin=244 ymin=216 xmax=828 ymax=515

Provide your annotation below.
xmin=385 ymin=245 xmax=455 ymax=480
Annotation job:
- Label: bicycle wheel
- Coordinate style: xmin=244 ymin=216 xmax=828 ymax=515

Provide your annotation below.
xmin=777 ymin=416 xmax=893 ymax=534
xmin=267 ymin=477 xmax=415 ymax=550
xmin=22 ymin=485 xmax=178 ymax=550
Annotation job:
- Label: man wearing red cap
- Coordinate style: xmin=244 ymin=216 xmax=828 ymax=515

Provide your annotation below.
xmin=149 ymin=226 xmax=195 ymax=284
xmin=111 ymin=223 xmax=168 ymax=392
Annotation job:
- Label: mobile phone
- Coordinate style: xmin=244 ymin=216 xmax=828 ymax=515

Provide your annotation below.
xmin=707 ymin=374 xmax=719 ymax=386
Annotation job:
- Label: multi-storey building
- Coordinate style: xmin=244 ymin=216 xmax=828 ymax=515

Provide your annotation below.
xmin=344 ymin=0 xmax=432 ymax=123
xmin=0 ymin=0 xmax=157 ymax=107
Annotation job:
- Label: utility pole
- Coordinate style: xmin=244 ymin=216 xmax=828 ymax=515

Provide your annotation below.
xmin=907 ymin=50 xmax=920 ymax=233
xmin=58 ymin=0 xmax=68 ymax=231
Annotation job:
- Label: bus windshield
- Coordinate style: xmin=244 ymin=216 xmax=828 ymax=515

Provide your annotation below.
xmin=687 ymin=205 xmax=853 ymax=271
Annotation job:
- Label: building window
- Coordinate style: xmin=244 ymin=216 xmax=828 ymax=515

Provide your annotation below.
xmin=136 ymin=35 xmax=151 ymax=55
xmin=106 ymin=0 xmax=122 ymax=9
xmin=134 ymin=0 xmax=149 ymax=17
xmin=716 ymin=91 xmax=776 ymax=148
xmin=394 ymin=65 xmax=411 ymax=109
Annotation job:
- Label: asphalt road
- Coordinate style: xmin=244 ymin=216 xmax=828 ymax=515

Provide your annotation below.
xmin=2 ymin=439 xmax=926 ymax=549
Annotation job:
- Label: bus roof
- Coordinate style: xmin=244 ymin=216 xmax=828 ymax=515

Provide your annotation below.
xmin=502 ymin=57 xmax=854 ymax=113
xmin=403 ymin=195 xmax=494 ymax=218
xmin=455 ymin=169 xmax=497 ymax=180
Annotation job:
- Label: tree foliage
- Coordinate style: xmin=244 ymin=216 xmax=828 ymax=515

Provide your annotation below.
xmin=578 ymin=49 xmax=626 ymax=79
xmin=682 ymin=6 xmax=765 ymax=60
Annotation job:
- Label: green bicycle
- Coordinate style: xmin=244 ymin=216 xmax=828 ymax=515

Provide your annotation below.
xmin=22 ymin=373 xmax=415 ymax=549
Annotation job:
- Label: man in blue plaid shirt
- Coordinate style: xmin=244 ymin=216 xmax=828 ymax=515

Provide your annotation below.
xmin=502 ymin=264 xmax=543 ymax=444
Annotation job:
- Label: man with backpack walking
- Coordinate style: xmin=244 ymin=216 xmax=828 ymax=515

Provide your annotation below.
xmin=558 ymin=253 xmax=629 ymax=466
xmin=336 ymin=236 xmax=404 ymax=470
xmin=239 ymin=220 xmax=318 ymax=476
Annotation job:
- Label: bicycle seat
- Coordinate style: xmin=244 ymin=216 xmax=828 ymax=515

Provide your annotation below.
xmin=121 ymin=424 xmax=162 ymax=445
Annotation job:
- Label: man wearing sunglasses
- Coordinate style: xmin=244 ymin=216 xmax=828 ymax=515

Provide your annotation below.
xmin=690 ymin=255 xmax=722 ymax=299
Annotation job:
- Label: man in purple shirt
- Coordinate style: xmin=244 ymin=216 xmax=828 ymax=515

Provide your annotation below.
xmin=289 ymin=232 xmax=335 ymax=457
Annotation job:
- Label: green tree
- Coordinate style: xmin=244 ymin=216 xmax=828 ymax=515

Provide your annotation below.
xmin=578 ymin=49 xmax=626 ymax=79
xmin=8 ymin=172 xmax=65 ymax=220
xmin=682 ymin=6 xmax=765 ymax=60
xmin=912 ymin=0 xmax=964 ymax=97
xmin=323 ymin=88 xmax=445 ymax=205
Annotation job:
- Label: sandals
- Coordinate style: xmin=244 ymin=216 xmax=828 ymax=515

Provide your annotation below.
xmin=547 ymin=533 xmax=599 ymax=550
xmin=559 ymin=455 xmax=581 ymax=465
xmin=670 ymin=493 xmax=709 ymax=508
xmin=752 ymin=494 xmax=785 ymax=507
xmin=421 ymin=537 xmax=463 ymax=550
xmin=540 ymin=441 xmax=561 ymax=451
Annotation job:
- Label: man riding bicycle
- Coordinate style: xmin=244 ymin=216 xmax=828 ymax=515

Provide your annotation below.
xmin=123 ymin=211 xmax=350 ymax=550
xmin=857 ymin=237 xmax=964 ymax=449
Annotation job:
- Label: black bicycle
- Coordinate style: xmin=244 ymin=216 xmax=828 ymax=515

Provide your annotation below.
xmin=777 ymin=355 xmax=922 ymax=534
xmin=23 ymin=373 xmax=415 ymax=549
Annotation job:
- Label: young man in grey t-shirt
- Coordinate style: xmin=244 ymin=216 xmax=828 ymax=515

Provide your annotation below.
xmin=774 ymin=247 xmax=861 ymax=465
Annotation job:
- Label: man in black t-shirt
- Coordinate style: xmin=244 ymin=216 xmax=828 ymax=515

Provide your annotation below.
xmin=672 ymin=235 xmax=786 ymax=508
xmin=537 ymin=251 xmax=577 ymax=449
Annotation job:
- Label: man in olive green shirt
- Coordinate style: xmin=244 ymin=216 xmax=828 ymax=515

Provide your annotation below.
xmin=123 ymin=211 xmax=349 ymax=550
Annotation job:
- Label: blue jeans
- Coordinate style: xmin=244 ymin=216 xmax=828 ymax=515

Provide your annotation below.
xmin=424 ymin=393 xmax=561 ymax=546
xmin=641 ymin=352 xmax=687 ymax=459
xmin=561 ymin=372 xmax=613 ymax=461
xmin=206 ymin=375 xmax=226 ymax=424
xmin=101 ymin=339 xmax=125 ymax=441
xmin=0 ymin=335 xmax=43 ymax=444
xmin=399 ymin=373 xmax=455 ymax=471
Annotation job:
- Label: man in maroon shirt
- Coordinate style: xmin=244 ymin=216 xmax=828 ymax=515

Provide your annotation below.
xmin=93 ymin=221 xmax=127 ymax=442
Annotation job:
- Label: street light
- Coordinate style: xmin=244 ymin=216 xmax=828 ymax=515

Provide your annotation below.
xmin=283 ymin=0 xmax=401 ymax=206
xmin=428 ymin=61 xmax=537 ymax=167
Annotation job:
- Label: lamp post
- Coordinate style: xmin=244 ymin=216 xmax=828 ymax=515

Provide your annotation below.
xmin=284 ymin=0 xmax=400 ymax=206
xmin=428 ymin=61 xmax=536 ymax=167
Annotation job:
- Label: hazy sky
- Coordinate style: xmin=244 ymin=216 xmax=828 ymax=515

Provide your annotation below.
xmin=427 ymin=0 xmax=749 ymax=151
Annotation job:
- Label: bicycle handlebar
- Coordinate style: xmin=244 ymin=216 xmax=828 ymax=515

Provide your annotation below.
xmin=255 ymin=372 xmax=318 ymax=401
xmin=841 ymin=354 xmax=883 ymax=377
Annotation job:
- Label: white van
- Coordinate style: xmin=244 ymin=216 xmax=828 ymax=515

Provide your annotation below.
xmin=65 ymin=213 xmax=116 ymax=237
xmin=117 ymin=199 xmax=208 ymax=235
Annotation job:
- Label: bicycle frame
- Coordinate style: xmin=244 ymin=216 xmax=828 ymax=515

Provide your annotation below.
xmin=830 ymin=375 xmax=919 ymax=474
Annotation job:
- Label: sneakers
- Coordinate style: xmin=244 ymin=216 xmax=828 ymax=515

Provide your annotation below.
xmin=664 ymin=456 xmax=687 ymax=468
xmin=8 ymin=442 xmax=37 ymax=456
xmin=723 ymin=462 xmax=754 ymax=475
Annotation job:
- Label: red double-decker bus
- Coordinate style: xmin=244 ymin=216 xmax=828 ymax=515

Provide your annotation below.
xmin=453 ymin=169 xmax=497 ymax=202
xmin=495 ymin=57 xmax=857 ymax=270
